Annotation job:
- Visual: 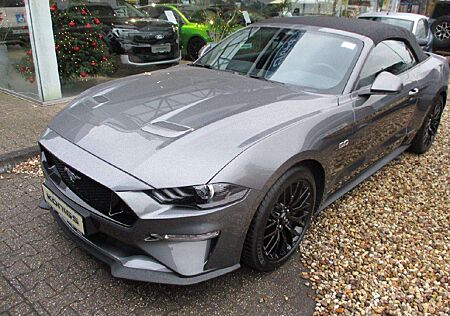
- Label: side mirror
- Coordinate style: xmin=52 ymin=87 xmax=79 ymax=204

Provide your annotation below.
xmin=198 ymin=43 xmax=216 ymax=58
xmin=359 ymin=71 xmax=403 ymax=96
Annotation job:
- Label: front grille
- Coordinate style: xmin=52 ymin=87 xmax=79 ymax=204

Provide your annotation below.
xmin=42 ymin=148 xmax=138 ymax=226
xmin=133 ymin=31 xmax=175 ymax=44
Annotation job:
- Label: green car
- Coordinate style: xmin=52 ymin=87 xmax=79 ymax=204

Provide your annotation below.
xmin=140 ymin=4 xmax=213 ymax=60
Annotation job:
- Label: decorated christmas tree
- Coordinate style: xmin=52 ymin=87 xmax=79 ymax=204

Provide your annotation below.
xmin=16 ymin=2 xmax=116 ymax=83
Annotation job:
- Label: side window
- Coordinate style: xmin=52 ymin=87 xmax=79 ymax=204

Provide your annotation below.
xmin=357 ymin=40 xmax=417 ymax=89
xmin=416 ymin=19 xmax=428 ymax=39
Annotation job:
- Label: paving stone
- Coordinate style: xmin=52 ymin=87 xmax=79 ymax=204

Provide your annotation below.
xmin=0 ymin=92 xmax=65 ymax=155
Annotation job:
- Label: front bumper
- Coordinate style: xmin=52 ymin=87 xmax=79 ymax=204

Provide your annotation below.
xmin=120 ymin=54 xmax=181 ymax=66
xmin=40 ymin=197 xmax=239 ymax=285
xmin=38 ymin=132 xmax=256 ymax=284
xmin=120 ymin=41 xmax=181 ymax=66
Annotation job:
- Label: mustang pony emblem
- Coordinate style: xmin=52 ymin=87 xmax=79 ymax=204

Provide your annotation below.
xmin=64 ymin=166 xmax=81 ymax=183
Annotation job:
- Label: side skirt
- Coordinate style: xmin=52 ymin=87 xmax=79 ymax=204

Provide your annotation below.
xmin=316 ymin=145 xmax=409 ymax=214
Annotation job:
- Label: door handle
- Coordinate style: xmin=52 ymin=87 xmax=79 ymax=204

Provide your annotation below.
xmin=408 ymin=88 xmax=419 ymax=96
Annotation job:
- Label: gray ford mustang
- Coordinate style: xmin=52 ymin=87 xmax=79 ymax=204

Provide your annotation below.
xmin=39 ymin=16 xmax=449 ymax=285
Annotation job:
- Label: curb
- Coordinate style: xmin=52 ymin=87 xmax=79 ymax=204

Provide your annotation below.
xmin=0 ymin=146 xmax=40 ymax=174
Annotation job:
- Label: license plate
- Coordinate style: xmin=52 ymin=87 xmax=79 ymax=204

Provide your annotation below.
xmin=42 ymin=185 xmax=85 ymax=235
xmin=151 ymin=44 xmax=171 ymax=53
xmin=12 ymin=29 xmax=27 ymax=34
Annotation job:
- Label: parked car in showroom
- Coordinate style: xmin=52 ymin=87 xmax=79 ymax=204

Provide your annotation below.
xmin=67 ymin=2 xmax=180 ymax=66
xmin=358 ymin=12 xmax=433 ymax=51
xmin=39 ymin=16 xmax=448 ymax=285
xmin=139 ymin=4 xmax=261 ymax=60
xmin=139 ymin=4 xmax=214 ymax=60
xmin=429 ymin=0 xmax=450 ymax=52
xmin=0 ymin=0 xmax=28 ymax=46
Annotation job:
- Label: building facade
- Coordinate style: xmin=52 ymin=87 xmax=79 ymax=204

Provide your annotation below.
xmin=0 ymin=0 xmax=441 ymax=102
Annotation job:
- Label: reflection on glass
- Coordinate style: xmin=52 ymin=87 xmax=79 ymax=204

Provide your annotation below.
xmin=0 ymin=0 xmax=40 ymax=100
xmin=195 ymin=27 xmax=361 ymax=93
xmin=48 ymin=0 xmax=180 ymax=98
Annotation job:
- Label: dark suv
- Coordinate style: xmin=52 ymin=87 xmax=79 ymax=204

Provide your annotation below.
xmin=68 ymin=2 xmax=180 ymax=66
xmin=430 ymin=0 xmax=450 ymax=52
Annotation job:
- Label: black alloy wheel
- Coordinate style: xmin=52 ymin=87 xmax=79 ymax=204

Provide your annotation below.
xmin=187 ymin=37 xmax=206 ymax=61
xmin=409 ymin=97 xmax=445 ymax=154
xmin=263 ymin=179 xmax=314 ymax=262
xmin=423 ymin=99 xmax=444 ymax=148
xmin=242 ymin=166 xmax=316 ymax=271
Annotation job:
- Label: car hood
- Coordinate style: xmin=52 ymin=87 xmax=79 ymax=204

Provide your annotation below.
xmin=48 ymin=65 xmax=336 ymax=188
xmin=110 ymin=17 xmax=174 ymax=29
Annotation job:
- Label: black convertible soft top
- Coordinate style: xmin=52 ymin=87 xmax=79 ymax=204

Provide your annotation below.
xmin=262 ymin=16 xmax=427 ymax=62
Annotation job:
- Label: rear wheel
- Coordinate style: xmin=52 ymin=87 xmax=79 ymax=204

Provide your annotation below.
xmin=409 ymin=97 xmax=445 ymax=154
xmin=187 ymin=37 xmax=206 ymax=61
xmin=242 ymin=166 xmax=315 ymax=271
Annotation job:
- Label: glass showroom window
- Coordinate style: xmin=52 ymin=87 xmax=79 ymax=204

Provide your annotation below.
xmin=48 ymin=0 xmax=181 ymax=98
xmin=0 ymin=0 xmax=40 ymax=100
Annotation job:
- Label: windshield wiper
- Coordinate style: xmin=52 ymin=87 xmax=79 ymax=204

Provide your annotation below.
xmin=248 ymin=74 xmax=285 ymax=85
xmin=248 ymin=74 xmax=269 ymax=81
xmin=189 ymin=63 xmax=213 ymax=69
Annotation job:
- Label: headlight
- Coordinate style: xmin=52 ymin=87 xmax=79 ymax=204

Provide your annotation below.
xmin=147 ymin=183 xmax=248 ymax=209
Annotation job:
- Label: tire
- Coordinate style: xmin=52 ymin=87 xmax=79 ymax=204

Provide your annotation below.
xmin=242 ymin=166 xmax=316 ymax=271
xmin=408 ymin=97 xmax=445 ymax=154
xmin=431 ymin=16 xmax=450 ymax=49
xmin=187 ymin=37 xmax=206 ymax=61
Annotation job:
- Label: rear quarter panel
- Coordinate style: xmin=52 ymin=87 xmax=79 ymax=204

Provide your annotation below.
xmin=407 ymin=53 xmax=449 ymax=140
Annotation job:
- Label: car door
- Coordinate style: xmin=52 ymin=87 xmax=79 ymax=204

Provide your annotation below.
xmin=349 ymin=40 xmax=420 ymax=176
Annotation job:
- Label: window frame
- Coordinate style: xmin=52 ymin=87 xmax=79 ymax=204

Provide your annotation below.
xmin=353 ymin=39 xmax=419 ymax=91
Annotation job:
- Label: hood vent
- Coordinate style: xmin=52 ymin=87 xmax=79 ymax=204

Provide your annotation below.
xmin=93 ymin=95 xmax=109 ymax=104
xmin=141 ymin=120 xmax=194 ymax=138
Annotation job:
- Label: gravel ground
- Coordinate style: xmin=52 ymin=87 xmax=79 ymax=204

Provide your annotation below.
xmin=300 ymin=103 xmax=449 ymax=315
xmin=9 ymin=100 xmax=450 ymax=316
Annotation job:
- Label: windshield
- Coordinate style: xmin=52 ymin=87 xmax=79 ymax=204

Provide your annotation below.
xmin=116 ymin=0 xmax=146 ymax=18
xmin=195 ymin=27 xmax=362 ymax=93
xmin=359 ymin=17 xmax=414 ymax=32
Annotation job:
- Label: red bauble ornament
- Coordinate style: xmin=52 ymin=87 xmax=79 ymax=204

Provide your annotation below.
xmin=93 ymin=18 xmax=100 ymax=25
xmin=19 ymin=67 xmax=25 ymax=73
xmin=69 ymin=21 xmax=75 ymax=27
xmin=55 ymin=44 xmax=60 ymax=51
xmin=81 ymin=9 xmax=87 ymax=15
xmin=50 ymin=4 xmax=57 ymax=12
xmin=73 ymin=46 xmax=80 ymax=52
xmin=85 ymin=23 xmax=91 ymax=29
xmin=101 ymin=56 xmax=107 ymax=61
xmin=28 ymin=77 xmax=35 ymax=83
xmin=80 ymin=72 xmax=87 ymax=78
xmin=90 ymin=61 xmax=96 ymax=66
xmin=25 ymin=50 xmax=32 ymax=56
xmin=98 ymin=34 xmax=103 ymax=39
xmin=90 ymin=41 xmax=97 ymax=47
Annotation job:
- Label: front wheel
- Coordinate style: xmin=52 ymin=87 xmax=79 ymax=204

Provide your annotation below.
xmin=242 ymin=166 xmax=316 ymax=271
xmin=187 ymin=37 xmax=206 ymax=61
xmin=408 ymin=97 xmax=445 ymax=154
